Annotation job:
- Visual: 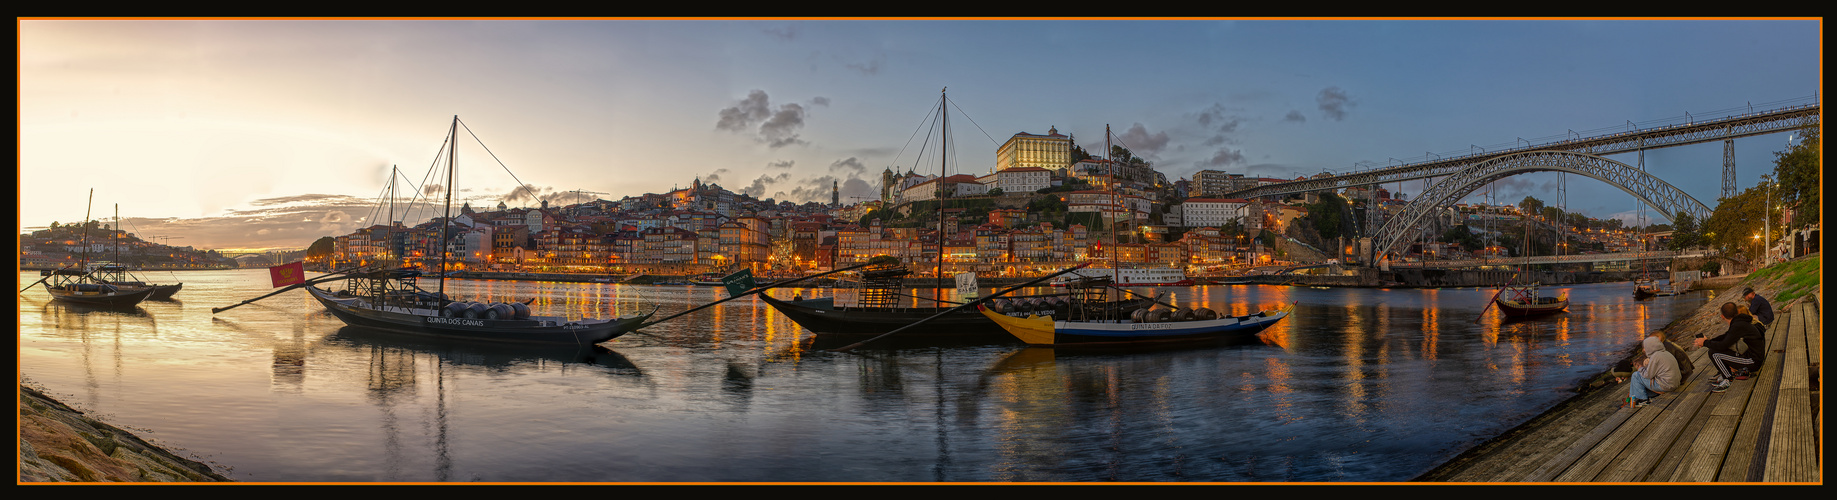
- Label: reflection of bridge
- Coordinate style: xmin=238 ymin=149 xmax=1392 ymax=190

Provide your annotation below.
xmin=1221 ymin=101 xmax=1820 ymax=264
xmin=1395 ymin=250 xmax=1712 ymax=269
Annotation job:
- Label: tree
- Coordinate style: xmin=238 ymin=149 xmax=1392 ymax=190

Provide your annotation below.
xmin=1771 ymin=127 xmax=1820 ymax=231
xmin=1519 ymin=196 xmax=1544 ymax=217
xmin=1700 ymin=186 xmax=1768 ymax=261
xmin=1666 ymin=212 xmax=1700 ymax=250
xmin=1071 ymin=144 xmax=1093 ymax=163
xmin=1110 ymin=145 xmax=1143 ymax=165
xmin=306 ymin=236 xmax=336 ymax=260
xmin=986 ymin=188 xmax=1004 ymax=196
xmin=1304 ymin=192 xmax=1347 ymax=240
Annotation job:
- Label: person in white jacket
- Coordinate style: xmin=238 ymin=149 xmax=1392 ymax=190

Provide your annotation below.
xmin=1620 ymin=335 xmax=1680 ymax=407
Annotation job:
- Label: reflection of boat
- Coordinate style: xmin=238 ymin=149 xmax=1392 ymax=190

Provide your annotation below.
xmin=325 ymin=326 xmax=642 ymax=373
xmin=978 ymin=278 xmax=1292 ymax=347
xmin=304 ymin=116 xmax=654 ymax=345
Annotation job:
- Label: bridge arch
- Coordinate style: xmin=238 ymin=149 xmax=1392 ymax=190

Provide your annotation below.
xmin=1370 ymin=150 xmax=1713 ymax=260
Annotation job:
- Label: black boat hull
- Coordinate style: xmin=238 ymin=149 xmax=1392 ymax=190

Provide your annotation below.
xmin=309 ymin=286 xmax=648 ymax=344
xmin=759 ymin=294 xmax=1012 ymax=336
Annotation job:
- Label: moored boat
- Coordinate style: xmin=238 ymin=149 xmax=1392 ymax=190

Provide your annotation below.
xmin=40 ymin=268 xmax=157 ymax=307
xmin=306 ymin=269 xmax=650 ymax=344
xmin=1492 ymin=283 xmax=1569 ymax=317
xmin=89 ymin=262 xmax=182 ymax=300
xmin=290 ymin=116 xmax=655 ymax=345
xmin=978 ymin=278 xmax=1291 ymax=347
xmin=1052 ymin=266 xmax=1193 ymax=287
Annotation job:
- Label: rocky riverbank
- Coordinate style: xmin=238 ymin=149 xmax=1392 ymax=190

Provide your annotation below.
xmin=18 ymin=384 xmax=232 ymax=482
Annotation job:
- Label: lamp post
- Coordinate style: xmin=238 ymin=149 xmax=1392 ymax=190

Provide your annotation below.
xmin=1763 ymin=177 xmax=1774 ymax=268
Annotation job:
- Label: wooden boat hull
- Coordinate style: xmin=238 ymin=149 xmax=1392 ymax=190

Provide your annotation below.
xmin=1494 ymin=297 xmax=1568 ymax=317
xmin=47 ymin=283 xmax=156 ymax=307
xmin=103 ymin=281 xmax=182 ymax=300
xmin=978 ymin=304 xmax=1293 ymax=346
xmin=759 ymin=294 xmax=1010 ymax=336
xmin=308 ymin=286 xmax=650 ymax=344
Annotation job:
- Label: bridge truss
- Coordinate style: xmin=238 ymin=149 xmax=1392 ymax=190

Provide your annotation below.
xmin=1223 ymin=102 xmax=1820 ymax=200
xmin=1368 ymin=151 xmax=1714 ymax=262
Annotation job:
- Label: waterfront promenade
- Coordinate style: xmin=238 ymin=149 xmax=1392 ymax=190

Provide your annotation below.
xmin=1420 ymin=291 xmax=1821 ymax=482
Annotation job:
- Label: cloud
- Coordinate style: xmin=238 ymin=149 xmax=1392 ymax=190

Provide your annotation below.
xmin=811 ymin=96 xmax=830 ymax=106
xmin=760 ymin=103 xmax=808 ymax=148
xmin=705 ymin=168 xmax=731 ymax=183
xmin=828 ymin=157 xmax=866 ymax=174
xmin=716 ymin=90 xmax=816 ymax=148
xmin=1285 ymin=110 xmax=1307 ymax=123
xmin=1317 ymin=86 xmax=1356 ymax=121
xmin=739 ymin=172 xmax=792 ymax=198
xmin=1198 ymin=148 xmax=1247 ymax=168
xmin=766 ymin=160 xmax=795 ymax=169
xmin=1194 ymin=104 xmax=1245 ymax=135
xmin=1116 ymin=123 xmax=1171 ymax=158
xmin=716 ymin=90 xmax=774 ymax=133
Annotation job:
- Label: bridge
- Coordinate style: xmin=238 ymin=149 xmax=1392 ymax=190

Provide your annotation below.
xmin=1220 ymin=100 xmax=1819 ymax=264
xmin=1392 ymin=250 xmax=1713 ymax=269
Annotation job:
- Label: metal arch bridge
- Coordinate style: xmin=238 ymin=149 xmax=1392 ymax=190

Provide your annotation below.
xmin=1221 ymin=102 xmax=1820 ymax=200
xmin=1401 ymin=250 xmax=1713 ymax=269
xmin=1369 ymin=151 xmax=1714 ymax=260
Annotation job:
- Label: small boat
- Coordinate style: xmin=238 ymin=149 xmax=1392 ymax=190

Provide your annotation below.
xmin=89 ymin=262 xmax=182 ymax=300
xmin=1633 ymin=280 xmax=1660 ymax=299
xmin=977 ymin=278 xmax=1291 ymax=347
xmin=39 ymin=267 xmax=157 ymax=307
xmin=302 ymin=116 xmax=654 ymax=345
xmin=1051 ymin=266 xmax=1194 ymax=287
xmin=761 ymin=264 xmax=1147 ymax=338
xmin=1492 ymin=283 xmax=1569 ymax=317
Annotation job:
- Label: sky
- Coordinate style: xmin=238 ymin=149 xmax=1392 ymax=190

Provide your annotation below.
xmin=18 ymin=18 xmax=1823 ymax=252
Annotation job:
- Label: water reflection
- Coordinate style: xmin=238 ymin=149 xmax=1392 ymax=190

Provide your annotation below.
xmin=18 ymin=270 xmax=1716 ymax=482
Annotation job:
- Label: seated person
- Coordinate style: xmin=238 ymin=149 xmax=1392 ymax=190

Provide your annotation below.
xmin=1620 ymin=335 xmax=1679 ymax=407
xmin=1695 ymin=302 xmax=1763 ymax=391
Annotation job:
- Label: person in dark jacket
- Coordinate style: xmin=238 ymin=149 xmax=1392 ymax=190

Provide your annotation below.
xmin=1743 ymin=287 xmax=1775 ymax=327
xmin=1695 ymin=302 xmax=1763 ymax=392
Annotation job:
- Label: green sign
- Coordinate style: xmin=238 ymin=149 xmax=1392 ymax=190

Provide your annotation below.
xmin=722 ymin=269 xmax=757 ymax=297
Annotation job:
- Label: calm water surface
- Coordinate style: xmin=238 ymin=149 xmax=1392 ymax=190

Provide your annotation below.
xmin=17 ymin=269 xmax=1710 ymax=482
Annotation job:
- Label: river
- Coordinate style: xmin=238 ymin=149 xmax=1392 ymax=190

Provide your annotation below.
xmin=16 ymin=269 xmax=1711 ymax=482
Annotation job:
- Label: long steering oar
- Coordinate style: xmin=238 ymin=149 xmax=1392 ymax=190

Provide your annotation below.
xmin=1475 ymin=273 xmax=1519 ymax=322
xmin=828 ymin=263 xmax=1089 ymax=353
xmin=212 ymin=265 xmax=378 ymax=314
xmin=634 ymin=263 xmax=871 ymax=330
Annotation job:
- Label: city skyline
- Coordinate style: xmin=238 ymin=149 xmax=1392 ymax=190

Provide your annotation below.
xmin=19 ymin=18 xmax=1822 ymax=251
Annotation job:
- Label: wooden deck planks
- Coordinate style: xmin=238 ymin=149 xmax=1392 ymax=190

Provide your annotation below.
xmin=1598 ymin=389 xmax=1712 ymax=481
xmin=1523 ymin=406 xmax=1636 ymax=482
xmin=1647 ymin=390 xmax=1722 ymax=482
xmin=1763 ymin=300 xmax=1819 ymax=482
xmin=1715 ymin=301 xmax=1792 ymax=482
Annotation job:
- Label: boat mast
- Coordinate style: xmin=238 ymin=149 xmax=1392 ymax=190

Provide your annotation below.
xmin=1106 ymin=124 xmax=1119 ymax=280
xmin=935 ymin=87 xmax=947 ymax=303
xmin=78 ymin=189 xmax=94 ymax=269
xmin=438 ymin=116 xmax=457 ymax=298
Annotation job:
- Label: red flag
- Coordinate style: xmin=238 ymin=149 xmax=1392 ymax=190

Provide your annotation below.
xmin=270 ymin=261 xmax=306 ymax=288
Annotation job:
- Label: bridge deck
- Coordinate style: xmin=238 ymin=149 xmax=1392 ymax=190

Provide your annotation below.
xmin=1419 ymin=293 xmax=1820 ymax=482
